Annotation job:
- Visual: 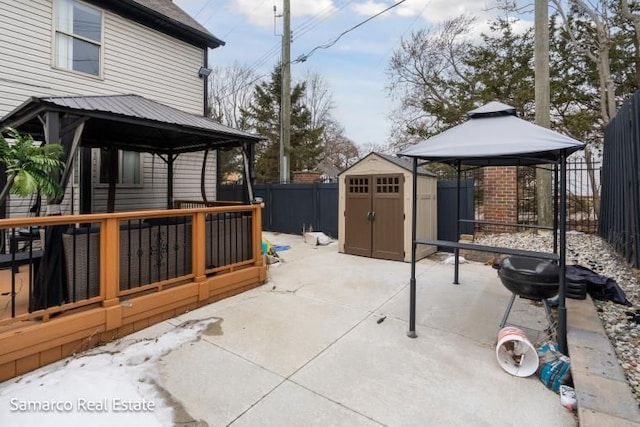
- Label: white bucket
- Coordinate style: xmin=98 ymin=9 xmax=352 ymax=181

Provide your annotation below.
xmin=495 ymin=327 xmax=539 ymax=377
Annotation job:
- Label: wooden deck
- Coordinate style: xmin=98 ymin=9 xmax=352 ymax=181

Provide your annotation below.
xmin=0 ymin=205 xmax=267 ymax=381
xmin=0 ymin=265 xmax=31 ymax=321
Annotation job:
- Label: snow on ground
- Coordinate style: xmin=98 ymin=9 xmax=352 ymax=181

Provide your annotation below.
xmin=0 ymin=318 xmax=217 ymax=426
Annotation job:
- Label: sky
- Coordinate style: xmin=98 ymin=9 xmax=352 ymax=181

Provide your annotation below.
xmin=174 ymin=0 xmax=533 ymax=148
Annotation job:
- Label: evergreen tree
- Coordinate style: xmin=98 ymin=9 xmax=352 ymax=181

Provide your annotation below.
xmin=241 ymin=65 xmax=323 ymax=182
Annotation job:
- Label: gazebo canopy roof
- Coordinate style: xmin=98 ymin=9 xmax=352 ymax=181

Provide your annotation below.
xmin=0 ymin=94 xmax=262 ymax=154
xmin=398 ymin=102 xmax=585 ymax=166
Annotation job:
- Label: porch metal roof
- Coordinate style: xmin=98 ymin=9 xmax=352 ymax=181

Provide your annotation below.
xmin=0 ymin=94 xmax=262 ymax=154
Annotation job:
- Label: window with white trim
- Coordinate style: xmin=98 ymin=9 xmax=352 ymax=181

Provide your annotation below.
xmin=54 ymin=0 xmax=102 ymax=76
xmin=99 ymin=149 xmax=142 ymax=185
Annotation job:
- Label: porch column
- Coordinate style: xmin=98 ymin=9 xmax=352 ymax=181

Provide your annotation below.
xmin=167 ymin=152 xmax=175 ymax=209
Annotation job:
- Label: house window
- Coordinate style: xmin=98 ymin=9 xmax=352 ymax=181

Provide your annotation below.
xmin=99 ymin=149 xmax=141 ymax=185
xmin=54 ymin=0 xmax=102 ymax=76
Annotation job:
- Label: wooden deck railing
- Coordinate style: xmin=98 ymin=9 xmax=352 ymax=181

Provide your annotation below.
xmin=0 ymin=205 xmax=263 ymax=326
xmin=0 ymin=204 xmax=266 ymax=381
xmin=173 ymin=199 xmax=244 ymax=208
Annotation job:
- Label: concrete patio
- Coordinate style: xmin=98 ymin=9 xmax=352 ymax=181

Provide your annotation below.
xmin=150 ymin=232 xmax=575 ymax=426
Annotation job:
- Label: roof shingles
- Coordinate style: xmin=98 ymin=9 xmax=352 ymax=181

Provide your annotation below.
xmin=131 ymin=0 xmax=210 ymax=34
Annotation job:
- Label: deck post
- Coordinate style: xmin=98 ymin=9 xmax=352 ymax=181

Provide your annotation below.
xmin=193 ymin=211 xmax=206 ymax=278
xmin=253 ymin=205 xmax=263 ymax=266
xmin=102 ymin=217 xmax=120 ymax=304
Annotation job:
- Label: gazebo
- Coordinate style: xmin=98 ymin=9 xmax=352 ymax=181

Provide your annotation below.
xmin=398 ymin=101 xmax=585 ymax=353
xmin=0 ymin=94 xmax=263 ymax=211
xmin=0 ymin=94 xmax=264 ymax=310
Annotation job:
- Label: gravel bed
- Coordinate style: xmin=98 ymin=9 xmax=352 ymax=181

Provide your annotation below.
xmin=475 ymin=231 xmax=640 ymax=403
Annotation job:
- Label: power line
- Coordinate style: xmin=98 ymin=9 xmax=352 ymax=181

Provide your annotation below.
xmin=293 ymin=0 xmax=407 ymax=64
xmin=211 ymin=0 xmax=409 ymax=105
xmin=192 ymin=0 xmax=215 ymax=20
xmin=374 ymin=0 xmax=431 ymax=68
xmin=292 ymin=0 xmax=352 ymax=39
xmin=214 ymin=0 xmax=409 ymax=100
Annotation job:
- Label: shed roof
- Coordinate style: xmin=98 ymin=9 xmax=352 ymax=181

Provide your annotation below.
xmin=339 ymin=152 xmax=435 ymax=176
xmin=0 ymin=94 xmax=262 ymax=153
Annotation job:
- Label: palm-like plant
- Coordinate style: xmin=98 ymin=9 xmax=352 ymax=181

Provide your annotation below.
xmin=0 ymin=128 xmax=65 ymax=211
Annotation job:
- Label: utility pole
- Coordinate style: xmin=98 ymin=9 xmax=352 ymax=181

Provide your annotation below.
xmin=535 ymin=0 xmax=552 ymax=226
xmin=280 ymin=0 xmax=291 ymax=183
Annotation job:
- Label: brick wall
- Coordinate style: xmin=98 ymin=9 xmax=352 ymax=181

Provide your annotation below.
xmin=293 ymin=171 xmax=321 ymax=183
xmin=483 ymin=166 xmax=517 ymax=232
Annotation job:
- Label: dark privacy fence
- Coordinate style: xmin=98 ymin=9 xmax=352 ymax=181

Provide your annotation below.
xmin=600 ymin=92 xmax=640 ymax=268
xmin=218 ymin=181 xmax=474 ymax=242
xmin=218 ymin=183 xmax=339 ymax=237
xmin=255 ymin=183 xmax=339 ymax=237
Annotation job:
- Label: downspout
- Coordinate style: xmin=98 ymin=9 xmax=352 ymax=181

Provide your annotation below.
xmin=201 ymin=149 xmax=210 ymax=203
xmin=203 ymin=48 xmax=209 ymax=116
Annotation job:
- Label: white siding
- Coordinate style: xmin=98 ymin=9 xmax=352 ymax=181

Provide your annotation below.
xmin=90 ymin=151 xmax=217 ymax=213
xmin=173 ymin=151 xmax=217 ymax=201
xmin=0 ymin=0 xmax=204 ymax=117
xmin=0 ymin=0 xmax=217 ymax=216
xmin=91 ymin=151 xmax=167 ymax=212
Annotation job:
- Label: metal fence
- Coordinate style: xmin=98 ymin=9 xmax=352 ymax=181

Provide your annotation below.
xmin=432 ymin=157 xmax=601 ymax=234
xmin=517 ymin=158 xmax=600 ymax=233
xmin=600 ymin=92 xmax=640 ymax=268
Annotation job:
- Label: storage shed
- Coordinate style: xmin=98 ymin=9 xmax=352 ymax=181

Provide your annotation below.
xmin=338 ymin=152 xmax=437 ymax=262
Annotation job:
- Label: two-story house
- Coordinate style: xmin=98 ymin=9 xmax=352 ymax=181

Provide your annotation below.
xmin=0 ymin=0 xmax=252 ymax=216
xmin=0 ymin=0 xmax=267 ymax=383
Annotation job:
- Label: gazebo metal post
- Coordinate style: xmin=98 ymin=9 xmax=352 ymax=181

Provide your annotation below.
xmin=167 ymin=152 xmax=174 ymax=209
xmin=553 ymin=163 xmax=559 ymax=254
xmin=408 ymin=157 xmax=418 ymax=338
xmin=454 ymin=160 xmax=461 ymax=284
xmin=558 ymin=152 xmax=568 ymax=353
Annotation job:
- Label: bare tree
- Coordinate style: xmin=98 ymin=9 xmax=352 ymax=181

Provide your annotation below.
xmin=386 ymin=15 xmax=477 ymax=149
xmin=298 ymin=71 xmax=360 ymax=170
xmin=321 ymin=119 xmax=359 ymax=170
xmin=301 ymin=71 xmax=334 ymax=130
xmin=208 ymin=62 xmax=261 ymax=130
xmin=620 ymin=0 xmax=640 ymax=87
xmin=550 ymin=0 xmax=623 ymax=218
xmin=357 ymin=141 xmax=394 ymax=158
xmin=207 ymin=62 xmax=262 ymax=192
xmin=551 ymin=0 xmax=616 ymax=122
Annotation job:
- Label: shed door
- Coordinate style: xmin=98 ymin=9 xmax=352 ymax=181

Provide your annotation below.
xmin=344 ymin=174 xmax=404 ymax=261
xmin=344 ymin=176 xmax=372 ymax=257
xmin=372 ymin=175 xmax=404 ymax=261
